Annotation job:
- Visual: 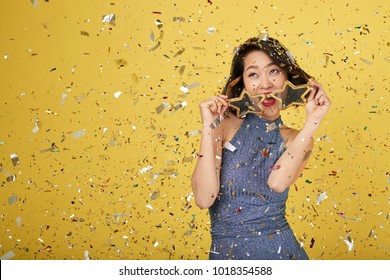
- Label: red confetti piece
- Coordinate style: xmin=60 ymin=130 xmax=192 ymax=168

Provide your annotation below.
xmin=272 ymin=165 xmax=281 ymax=170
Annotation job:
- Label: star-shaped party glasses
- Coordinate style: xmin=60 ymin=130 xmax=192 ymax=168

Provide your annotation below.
xmin=228 ymin=81 xmax=311 ymax=118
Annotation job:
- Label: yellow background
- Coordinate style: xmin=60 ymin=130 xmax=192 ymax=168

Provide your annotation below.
xmin=0 ymin=0 xmax=388 ymax=260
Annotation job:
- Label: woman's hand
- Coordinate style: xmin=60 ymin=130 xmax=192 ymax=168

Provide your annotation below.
xmin=199 ymin=95 xmax=229 ymax=127
xmin=306 ymin=79 xmax=332 ymax=123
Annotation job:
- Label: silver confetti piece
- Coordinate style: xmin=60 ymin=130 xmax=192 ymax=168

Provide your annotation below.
xmin=10 ymin=153 xmax=20 ymax=166
xmin=0 ymin=250 xmax=15 ymax=260
xmin=223 ymin=142 xmax=237 ymax=152
xmin=173 ymin=101 xmax=187 ymax=110
xmin=155 ymin=102 xmax=170 ymax=114
xmin=210 ymin=114 xmax=224 ymax=129
xmin=102 ymin=14 xmax=116 ymax=25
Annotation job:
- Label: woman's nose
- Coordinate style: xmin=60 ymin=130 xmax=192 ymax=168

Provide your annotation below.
xmin=259 ymin=75 xmax=273 ymax=89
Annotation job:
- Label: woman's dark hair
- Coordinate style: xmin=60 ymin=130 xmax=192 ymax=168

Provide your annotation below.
xmin=222 ymin=36 xmax=312 ymax=102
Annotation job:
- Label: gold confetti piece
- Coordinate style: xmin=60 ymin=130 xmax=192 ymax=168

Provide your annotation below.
xmin=7 ymin=175 xmax=16 ymax=182
xmin=150 ymin=190 xmax=160 ymax=200
xmin=149 ymin=41 xmax=161 ymax=52
xmin=173 ymin=48 xmax=185 ymax=57
xmin=30 ymin=0 xmax=38 ymax=7
xmin=10 ymin=153 xmax=20 ymax=166
xmin=114 ymin=91 xmax=122 ymax=98
xmin=80 ymin=31 xmax=89 ymax=36
xmin=178 ymin=65 xmax=185 ymax=75
xmin=45 ymin=109 xmax=58 ymax=115
xmin=155 ymin=19 xmax=163 ymax=29
xmin=182 ymin=156 xmax=194 ymax=163
xmin=173 ymin=16 xmax=185 ymax=22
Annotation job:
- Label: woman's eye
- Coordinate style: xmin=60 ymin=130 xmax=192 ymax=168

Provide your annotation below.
xmin=270 ymin=69 xmax=281 ymax=75
xmin=249 ymin=72 xmax=258 ymax=78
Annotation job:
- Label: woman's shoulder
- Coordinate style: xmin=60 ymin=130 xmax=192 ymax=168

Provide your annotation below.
xmin=218 ymin=111 xmax=244 ymax=143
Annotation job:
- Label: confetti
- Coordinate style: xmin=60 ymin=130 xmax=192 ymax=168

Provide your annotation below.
xmin=186 ymin=130 xmax=201 ymax=136
xmin=60 ymin=93 xmax=68 ymax=106
xmin=223 ymin=142 xmax=237 ymax=152
xmin=0 ymin=250 xmax=15 ymax=260
xmin=155 ymin=102 xmax=170 ymax=114
xmin=30 ymin=0 xmax=38 ymax=7
xmin=8 ymin=195 xmax=18 ymax=205
xmin=150 ymin=31 xmax=155 ymax=42
xmin=6 ymin=175 xmax=16 ymax=182
xmin=344 ymin=236 xmax=354 ymax=252
xmin=359 ymin=57 xmax=373 ymax=65
xmin=102 ymin=14 xmax=116 ymax=25
xmin=10 ymin=153 xmax=20 ymax=166
xmin=32 ymin=119 xmax=39 ymax=133
xmin=310 ymin=238 xmax=315 ymax=248
xmin=210 ymin=114 xmax=224 ymax=129
xmin=173 ymin=16 xmax=185 ymax=22
xmin=207 ymin=27 xmax=216 ymax=34
xmin=155 ymin=19 xmax=163 ymax=29
xmin=146 ymin=204 xmax=154 ymax=210
xmin=316 ymin=192 xmax=328 ymax=204
xmin=149 ymin=41 xmax=161 ymax=52
xmin=139 ymin=165 xmax=153 ymax=174
xmin=114 ymin=91 xmax=122 ymax=98
xmin=150 ymin=190 xmax=160 ymax=200
xmin=16 ymin=217 xmax=22 ymax=228
xmin=178 ymin=65 xmax=185 ymax=75
xmin=173 ymin=48 xmax=185 ymax=57
xmin=173 ymin=101 xmax=187 ymax=110
xmin=72 ymin=130 xmax=86 ymax=139
xmin=271 ymin=165 xmax=281 ymax=170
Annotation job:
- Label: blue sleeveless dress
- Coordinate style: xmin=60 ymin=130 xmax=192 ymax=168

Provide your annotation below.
xmin=209 ymin=113 xmax=308 ymax=260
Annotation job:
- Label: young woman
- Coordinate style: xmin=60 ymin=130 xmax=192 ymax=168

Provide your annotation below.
xmin=191 ymin=35 xmax=331 ymax=260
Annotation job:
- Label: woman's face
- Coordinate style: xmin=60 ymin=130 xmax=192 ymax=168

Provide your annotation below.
xmin=242 ymin=50 xmax=288 ymax=120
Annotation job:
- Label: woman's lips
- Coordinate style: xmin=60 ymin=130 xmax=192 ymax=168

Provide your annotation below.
xmin=261 ymin=96 xmax=276 ymax=107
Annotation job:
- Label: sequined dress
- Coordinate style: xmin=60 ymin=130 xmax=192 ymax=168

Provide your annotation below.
xmin=208 ymin=113 xmax=308 ymax=260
